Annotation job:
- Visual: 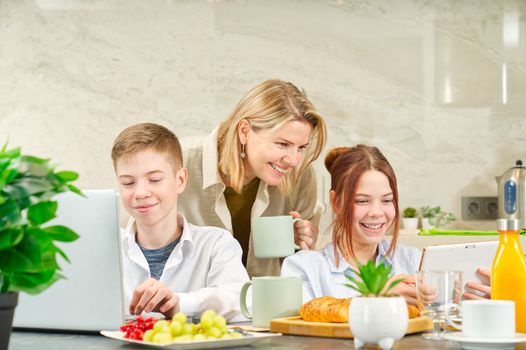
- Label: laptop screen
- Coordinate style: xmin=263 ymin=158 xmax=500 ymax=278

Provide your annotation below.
xmin=13 ymin=189 xmax=126 ymax=332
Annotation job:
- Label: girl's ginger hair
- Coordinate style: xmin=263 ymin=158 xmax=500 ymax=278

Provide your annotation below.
xmin=324 ymin=145 xmax=400 ymax=267
xmin=217 ymin=79 xmax=326 ymax=194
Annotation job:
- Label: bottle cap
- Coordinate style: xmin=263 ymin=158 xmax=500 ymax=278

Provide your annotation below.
xmin=497 ymin=219 xmax=519 ymax=231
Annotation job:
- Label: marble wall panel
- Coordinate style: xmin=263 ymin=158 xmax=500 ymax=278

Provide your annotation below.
xmin=1 ymin=0 xmax=525 ymax=235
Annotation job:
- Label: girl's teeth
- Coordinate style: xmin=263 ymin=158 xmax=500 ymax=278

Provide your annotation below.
xmin=363 ymin=223 xmax=382 ymax=230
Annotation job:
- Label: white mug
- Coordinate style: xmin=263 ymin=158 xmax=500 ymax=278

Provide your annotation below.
xmin=251 ymin=216 xmax=300 ymax=258
xmin=446 ymin=300 xmax=516 ymax=338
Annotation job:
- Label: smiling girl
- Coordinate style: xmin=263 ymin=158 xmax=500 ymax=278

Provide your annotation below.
xmin=178 ymin=80 xmax=327 ymax=277
xmin=281 ymin=145 xmax=421 ymax=305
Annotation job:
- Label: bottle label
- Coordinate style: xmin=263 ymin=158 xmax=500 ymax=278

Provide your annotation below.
xmin=504 ymin=180 xmax=517 ymax=215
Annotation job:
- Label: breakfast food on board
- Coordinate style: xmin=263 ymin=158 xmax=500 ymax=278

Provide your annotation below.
xmin=119 ymin=310 xmax=242 ymax=344
xmin=300 ymin=296 xmax=350 ymax=322
xmin=300 ymin=296 xmax=420 ymax=323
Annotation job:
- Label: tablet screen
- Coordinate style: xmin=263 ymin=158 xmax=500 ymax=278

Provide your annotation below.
xmin=419 ymin=241 xmax=498 ymax=295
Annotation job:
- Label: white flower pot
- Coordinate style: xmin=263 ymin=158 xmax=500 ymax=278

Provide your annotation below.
xmin=348 ymin=296 xmax=408 ymax=350
xmin=402 ymin=217 xmax=418 ymax=230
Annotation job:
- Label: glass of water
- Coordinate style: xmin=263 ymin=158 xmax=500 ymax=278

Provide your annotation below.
xmin=416 ymin=270 xmax=463 ymax=340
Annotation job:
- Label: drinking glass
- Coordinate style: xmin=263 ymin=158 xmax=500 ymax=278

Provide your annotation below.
xmin=416 ymin=270 xmax=463 ymax=340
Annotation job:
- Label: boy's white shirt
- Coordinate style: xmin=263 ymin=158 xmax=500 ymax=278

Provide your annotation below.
xmin=121 ymin=213 xmax=250 ymax=321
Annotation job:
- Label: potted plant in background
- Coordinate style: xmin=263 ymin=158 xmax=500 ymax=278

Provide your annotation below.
xmin=345 ymin=259 xmax=407 ymax=350
xmin=401 ymin=207 xmax=418 ymax=230
xmin=431 ymin=209 xmax=456 ymax=229
xmin=420 ymin=206 xmax=440 ymax=231
xmin=420 ymin=206 xmax=456 ymax=231
xmin=0 ymin=144 xmax=81 ymax=349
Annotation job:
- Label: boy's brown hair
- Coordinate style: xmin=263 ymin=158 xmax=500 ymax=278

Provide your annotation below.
xmin=111 ymin=123 xmax=183 ymax=171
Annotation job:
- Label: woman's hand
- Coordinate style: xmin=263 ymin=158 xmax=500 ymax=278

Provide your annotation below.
xmin=129 ymin=278 xmax=180 ymax=318
xmin=290 ymin=211 xmax=319 ymax=250
xmin=390 ymin=274 xmax=418 ymax=306
xmin=464 ymin=267 xmax=491 ymax=300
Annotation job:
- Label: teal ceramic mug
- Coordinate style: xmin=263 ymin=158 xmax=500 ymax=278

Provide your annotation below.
xmin=251 ymin=215 xmax=300 ymax=258
xmin=240 ymin=276 xmax=302 ymax=328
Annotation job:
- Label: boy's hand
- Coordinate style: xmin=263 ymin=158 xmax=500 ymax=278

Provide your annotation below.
xmin=464 ymin=267 xmax=492 ymax=300
xmin=290 ymin=211 xmax=319 ymax=250
xmin=129 ymin=278 xmax=180 ymax=318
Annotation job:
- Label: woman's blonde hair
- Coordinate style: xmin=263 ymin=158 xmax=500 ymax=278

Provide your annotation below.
xmin=217 ymin=79 xmax=327 ymax=194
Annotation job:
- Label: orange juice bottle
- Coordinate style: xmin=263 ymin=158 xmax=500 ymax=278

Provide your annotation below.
xmin=492 ymin=219 xmax=526 ymax=333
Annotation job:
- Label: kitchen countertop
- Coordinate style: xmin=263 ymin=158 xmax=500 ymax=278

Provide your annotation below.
xmin=8 ymin=330 xmax=497 ymax=350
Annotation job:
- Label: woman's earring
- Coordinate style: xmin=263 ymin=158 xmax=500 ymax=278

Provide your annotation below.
xmin=240 ymin=144 xmax=246 ymax=159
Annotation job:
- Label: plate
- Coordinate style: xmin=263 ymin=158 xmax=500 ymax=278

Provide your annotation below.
xmin=444 ymin=331 xmax=526 ymax=350
xmin=100 ymin=330 xmax=281 ymax=349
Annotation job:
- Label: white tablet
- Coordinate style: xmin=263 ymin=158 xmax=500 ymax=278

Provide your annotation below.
xmin=419 ymin=241 xmax=498 ymax=294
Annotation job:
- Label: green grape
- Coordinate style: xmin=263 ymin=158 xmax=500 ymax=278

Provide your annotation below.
xmin=229 ymin=332 xmax=243 ymax=339
xmin=212 ymin=315 xmax=227 ymax=331
xmin=160 ymin=325 xmax=171 ymax=334
xmin=170 ymin=321 xmax=183 ymax=336
xmin=182 ymin=323 xmax=194 ymax=335
xmin=153 ymin=320 xmax=170 ymax=332
xmin=172 ymin=312 xmax=187 ymax=325
xmin=200 ymin=309 xmax=216 ymax=320
xmin=176 ymin=334 xmax=193 ymax=342
xmin=142 ymin=329 xmax=155 ymax=342
xmin=191 ymin=323 xmax=200 ymax=335
xmin=153 ymin=332 xmax=172 ymax=344
xmin=193 ymin=333 xmax=207 ymax=341
xmin=200 ymin=314 xmax=213 ymax=329
xmin=206 ymin=326 xmax=222 ymax=339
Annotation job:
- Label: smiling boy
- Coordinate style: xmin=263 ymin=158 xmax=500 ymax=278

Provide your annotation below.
xmin=111 ymin=123 xmax=249 ymax=320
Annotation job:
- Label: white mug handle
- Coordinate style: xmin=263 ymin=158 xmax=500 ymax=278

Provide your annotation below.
xmin=239 ymin=282 xmax=253 ymax=319
xmin=292 ymin=217 xmax=302 ymax=250
xmin=445 ymin=303 xmax=462 ymax=330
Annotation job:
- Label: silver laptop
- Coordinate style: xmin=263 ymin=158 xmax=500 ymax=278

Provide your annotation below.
xmin=13 ymin=189 xmax=126 ymax=332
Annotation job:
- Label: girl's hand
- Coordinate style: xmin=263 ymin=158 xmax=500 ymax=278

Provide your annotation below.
xmin=464 ymin=267 xmax=491 ymax=300
xmin=129 ymin=278 xmax=180 ymax=318
xmin=390 ymin=274 xmax=418 ymax=306
xmin=290 ymin=211 xmax=319 ymax=250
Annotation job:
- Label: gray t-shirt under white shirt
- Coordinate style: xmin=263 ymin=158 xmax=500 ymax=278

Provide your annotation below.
xmin=139 ymin=237 xmax=181 ymax=280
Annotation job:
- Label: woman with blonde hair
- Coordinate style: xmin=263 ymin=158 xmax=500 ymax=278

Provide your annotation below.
xmin=179 ymin=79 xmax=327 ymax=277
xmin=282 ymin=145 xmax=421 ymax=304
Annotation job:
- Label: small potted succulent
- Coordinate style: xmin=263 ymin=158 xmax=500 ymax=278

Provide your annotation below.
xmin=345 ymin=259 xmax=408 ymax=350
xmin=0 ymin=144 xmax=81 ymax=349
xmin=420 ymin=206 xmax=456 ymax=231
xmin=401 ymin=207 xmax=418 ymax=230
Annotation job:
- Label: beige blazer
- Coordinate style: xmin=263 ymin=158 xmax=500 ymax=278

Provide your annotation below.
xmin=179 ymin=128 xmax=323 ymax=277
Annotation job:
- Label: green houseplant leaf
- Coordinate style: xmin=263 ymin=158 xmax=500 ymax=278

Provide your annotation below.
xmin=402 ymin=207 xmax=418 ymax=218
xmin=344 ymin=258 xmax=404 ymax=297
xmin=0 ymin=144 xmax=81 ymax=294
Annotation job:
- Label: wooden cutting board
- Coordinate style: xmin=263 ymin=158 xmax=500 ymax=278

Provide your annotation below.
xmin=269 ymin=316 xmax=432 ymax=339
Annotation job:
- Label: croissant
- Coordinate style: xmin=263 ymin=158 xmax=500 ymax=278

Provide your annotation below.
xmin=300 ymin=296 xmax=350 ymax=323
xmin=300 ymin=296 xmax=420 ymax=323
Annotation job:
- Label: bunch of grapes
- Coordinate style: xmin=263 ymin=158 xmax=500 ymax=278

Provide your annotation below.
xmin=121 ymin=310 xmax=243 ymax=344
xmin=120 ymin=316 xmax=157 ymax=340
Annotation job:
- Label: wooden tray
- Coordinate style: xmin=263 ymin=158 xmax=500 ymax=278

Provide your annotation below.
xmin=269 ymin=316 xmax=432 ymax=339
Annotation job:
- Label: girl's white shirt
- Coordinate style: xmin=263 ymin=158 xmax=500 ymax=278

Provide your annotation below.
xmin=281 ymin=240 xmax=421 ymax=302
